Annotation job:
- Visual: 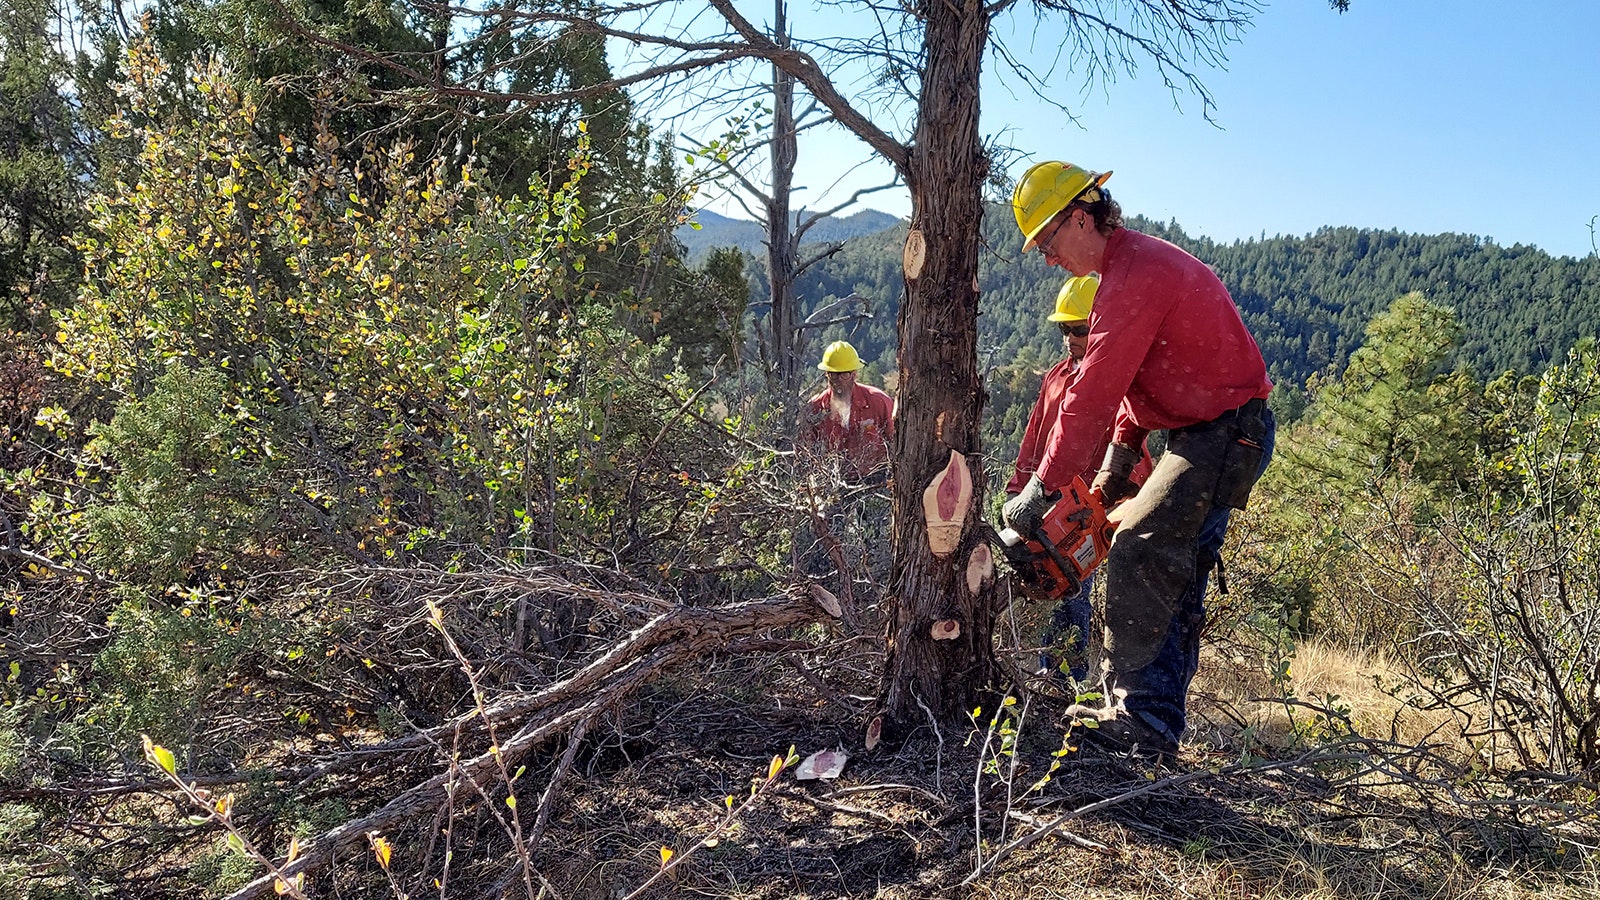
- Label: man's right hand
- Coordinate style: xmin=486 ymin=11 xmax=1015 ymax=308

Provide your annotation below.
xmin=1095 ymin=441 xmax=1142 ymax=507
xmin=1092 ymin=469 xmax=1138 ymax=506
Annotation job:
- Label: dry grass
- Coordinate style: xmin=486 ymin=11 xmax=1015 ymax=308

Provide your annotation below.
xmin=1192 ymin=639 xmax=1472 ymax=761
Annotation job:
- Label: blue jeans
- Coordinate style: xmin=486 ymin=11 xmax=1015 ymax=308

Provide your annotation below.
xmin=1039 ymin=574 xmax=1095 ymax=681
xmin=1116 ymin=407 xmax=1276 ymax=743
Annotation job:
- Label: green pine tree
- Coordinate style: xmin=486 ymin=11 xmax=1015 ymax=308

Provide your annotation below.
xmin=1286 ymin=293 xmax=1481 ymax=498
xmin=0 ymin=0 xmax=88 ymax=331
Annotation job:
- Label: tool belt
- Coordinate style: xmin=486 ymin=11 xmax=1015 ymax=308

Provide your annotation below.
xmin=1176 ymin=397 xmax=1269 ymax=511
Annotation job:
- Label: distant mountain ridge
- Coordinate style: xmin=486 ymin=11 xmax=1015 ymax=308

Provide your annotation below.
xmin=781 ymin=204 xmax=1600 ymax=392
xmin=676 ymin=208 xmax=902 ymax=263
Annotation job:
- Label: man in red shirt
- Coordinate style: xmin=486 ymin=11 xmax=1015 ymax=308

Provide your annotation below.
xmin=1007 ymin=274 xmax=1151 ymax=681
xmin=803 ymin=340 xmax=895 ymax=482
xmin=1003 ymin=161 xmax=1275 ymax=755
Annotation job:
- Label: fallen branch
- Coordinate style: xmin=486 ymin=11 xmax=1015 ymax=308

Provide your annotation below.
xmin=775 ymin=788 xmax=905 ymax=829
xmin=297 ymin=589 xmax=828 ymax=785
xmin=531 ymin=714 xmax=593 ymax=844
xmin=0 ymin=771 xmax=294 ymax=803
xmin=226 ymin=589 xmax=825 ymax=900
xmin=1004 ymin=810 xmax=1107 ymax=850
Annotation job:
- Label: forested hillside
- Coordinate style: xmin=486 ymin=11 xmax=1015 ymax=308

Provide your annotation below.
xmin=786 ymin=206 xmax=1600 ymax=393
xmin=676 ymin=208 xmax=903 ymax=263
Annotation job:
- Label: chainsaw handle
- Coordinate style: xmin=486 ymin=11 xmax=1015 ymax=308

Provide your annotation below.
xmin=1031 ymin=523 xmax=1082 ymax=595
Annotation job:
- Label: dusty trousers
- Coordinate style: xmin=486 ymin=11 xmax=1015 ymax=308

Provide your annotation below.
xmin=1100 ymin=401 xmax=1275 ymax=741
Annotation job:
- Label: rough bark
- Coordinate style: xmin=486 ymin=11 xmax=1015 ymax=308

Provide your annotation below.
xmin=878 ymin=0 xmax=997 ymax=733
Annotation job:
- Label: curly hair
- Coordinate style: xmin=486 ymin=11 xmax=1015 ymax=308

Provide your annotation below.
xmin=1070 ymin=187 xmax=1123 ymax=236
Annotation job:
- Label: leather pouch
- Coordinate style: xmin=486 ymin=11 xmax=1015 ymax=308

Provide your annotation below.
xmin=1216 ymin=403 xmax=1267 ymax=509
xmin=1215 ymin=434 xmax=1265 ymax=510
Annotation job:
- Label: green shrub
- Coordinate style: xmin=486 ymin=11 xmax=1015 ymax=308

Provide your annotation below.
xmin=86 ymin=365 xmax=259 ymax=586
xmin=182 ymin=836 xmax=259 ymax=895
xmin=64 ymin=593 xmax=271 ymax=762
xmin=53 ymin=52 xmax=715 ymax=570
xmin=0 ymin=708 xmax=21 ymax=781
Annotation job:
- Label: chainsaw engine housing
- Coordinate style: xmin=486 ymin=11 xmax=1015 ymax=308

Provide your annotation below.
xmin=998 ymin=476 xmax=1113 ymax=602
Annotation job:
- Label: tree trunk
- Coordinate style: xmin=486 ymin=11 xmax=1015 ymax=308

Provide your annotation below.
xmin=766 ymin=0 xmax=802 ymax=422
xmin=878 ymin=0 xmax=996 ymax=733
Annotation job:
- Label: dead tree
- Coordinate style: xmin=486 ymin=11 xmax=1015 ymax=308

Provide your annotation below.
xmin=686 ymin=0 xmax=898 ymax=429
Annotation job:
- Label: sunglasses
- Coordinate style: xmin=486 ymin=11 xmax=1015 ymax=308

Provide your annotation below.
xmin=1058 ymin=322 xmax=1090 ymax=338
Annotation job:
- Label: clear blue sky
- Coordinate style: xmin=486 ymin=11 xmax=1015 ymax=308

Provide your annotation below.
xmin=685 ymin=1 xmax=1600 ymax=259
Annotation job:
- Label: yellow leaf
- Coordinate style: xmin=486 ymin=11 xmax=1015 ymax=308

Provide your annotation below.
xmin=371 ymin=834 xmax=392 ymax=870
xmin=505 ymin=795 xmax=516 ymax=810
xmin=142 ymin=735 xmax=176 ymax=775
xmin=767 ymin=755 xmax=783 ymax=781
xmin=659 ymin=846 xmax=673 ymax=867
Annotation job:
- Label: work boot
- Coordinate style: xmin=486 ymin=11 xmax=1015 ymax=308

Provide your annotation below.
xmin=1064 ymin=703 xmax=1179 ymax=758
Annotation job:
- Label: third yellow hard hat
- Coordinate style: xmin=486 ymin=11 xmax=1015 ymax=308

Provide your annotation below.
xmin=818 ymin=340 xmax=863 ymax=372
xmin=1012 ymin=161 xmax=1112 ymax=252
xmin=1048 ymin=273 xmax=1100 ymax=323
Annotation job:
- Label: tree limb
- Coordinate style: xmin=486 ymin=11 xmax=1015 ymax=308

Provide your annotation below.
xmin=225 ymin=589 xmax=826 ymax=899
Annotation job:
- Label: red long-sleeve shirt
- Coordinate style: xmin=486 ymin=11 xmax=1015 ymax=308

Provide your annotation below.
xmin=1036 ymin=228 xmax=1272 ymax=491
xmin=1007 ymin=357 xmax=1152 ymax=495
xmin=803 ymin=382 xmax=895 ymax=476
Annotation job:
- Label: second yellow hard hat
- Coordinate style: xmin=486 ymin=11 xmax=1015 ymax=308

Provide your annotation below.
xmin=1048 ymin=273 xmax=1100 ymax=323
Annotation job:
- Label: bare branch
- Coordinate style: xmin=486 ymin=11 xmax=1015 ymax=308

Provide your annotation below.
xmin=795 ymin=242 xmax=848 ymax=277
xmin=794 ymin=179 xmax=903 ymax=243
xmin=706 ymin=0 xmax=910 ymax=174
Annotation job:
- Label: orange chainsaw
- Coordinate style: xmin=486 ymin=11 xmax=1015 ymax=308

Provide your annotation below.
xmin=995 ymin=475 xmax=1115 ymax=602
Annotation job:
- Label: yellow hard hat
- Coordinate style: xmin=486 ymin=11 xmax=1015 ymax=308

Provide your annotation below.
xmin=1048 ymin=273 xmax=1100 ymax=323
xmin=818 ymin=340 xmax=862 ymax=372
xmin=1012 ymin=161 xmax=1112 ymax=252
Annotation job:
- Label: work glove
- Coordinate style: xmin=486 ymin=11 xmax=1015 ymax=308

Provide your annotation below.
xmin=1002 ymin=474 xmax=1057 ymax=539
xmin=1094 ymin=442 xmax=1143 ymax=506
xmin=1091 ymin=469 xmax=1138 ymax=506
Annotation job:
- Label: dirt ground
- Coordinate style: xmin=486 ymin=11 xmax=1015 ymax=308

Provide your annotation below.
xmin=347 ymin=647 xmax=1598 ymax=900
xmin=29 ymin=594 xmax=1590 ymax=900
